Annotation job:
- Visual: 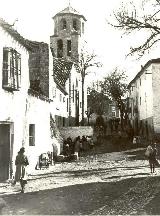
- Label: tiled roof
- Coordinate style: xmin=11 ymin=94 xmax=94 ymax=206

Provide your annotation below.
xmin=0 ymin=18 xmax=41 ymax=51
xmin=53 ymin=5 xmax=87 ymax=21
xmin=128 ymin=58 xmax=160 ymax=88
xmin=53 ymin=58 xmax=73 ymax=94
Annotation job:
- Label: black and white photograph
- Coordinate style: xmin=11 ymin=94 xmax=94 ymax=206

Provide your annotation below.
xmin=1 ymin=0 xmax=160 ymax=215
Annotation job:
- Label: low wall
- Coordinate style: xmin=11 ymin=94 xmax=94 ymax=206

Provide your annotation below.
xmin=59 ymin=126 xmax=93 ymax=140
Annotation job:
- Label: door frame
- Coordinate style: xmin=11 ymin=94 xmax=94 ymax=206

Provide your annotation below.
xmin=0 ymin=122 xmax=14 ymax=180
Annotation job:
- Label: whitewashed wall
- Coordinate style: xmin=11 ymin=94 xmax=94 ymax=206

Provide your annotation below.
xmin=0 ymin=26 xmax=53 ymax=174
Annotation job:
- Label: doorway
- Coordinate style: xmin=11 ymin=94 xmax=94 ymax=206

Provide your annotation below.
xmin=0 ymin=124 xmax=10 ymax=181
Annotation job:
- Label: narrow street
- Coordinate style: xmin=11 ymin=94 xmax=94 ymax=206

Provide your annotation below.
xmin=1 ymin=145 xmax=160 ymax=215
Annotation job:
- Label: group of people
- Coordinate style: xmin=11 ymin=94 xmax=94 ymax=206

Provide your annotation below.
xmin=13 ymin=138 xmax=160 ymax=193
xmin=145 ymin=142 xmax=159 ymax=174
xmin=63 ymin=135 xmax=94 ymax=157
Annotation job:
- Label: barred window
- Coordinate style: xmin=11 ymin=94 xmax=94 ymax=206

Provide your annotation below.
xmin=2 ymin=47 xmax=21 ymax=91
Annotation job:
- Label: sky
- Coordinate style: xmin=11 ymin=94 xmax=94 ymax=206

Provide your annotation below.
xmin=1 ymin=0 xmax=160 ymax=83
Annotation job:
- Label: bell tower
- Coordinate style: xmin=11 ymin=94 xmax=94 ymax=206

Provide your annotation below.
xmin=50 ymin=5 xmax=87 ymax=61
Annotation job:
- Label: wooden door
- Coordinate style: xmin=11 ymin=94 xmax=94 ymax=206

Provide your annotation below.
xmin=0 ymin=124 xmax=10 ymax=181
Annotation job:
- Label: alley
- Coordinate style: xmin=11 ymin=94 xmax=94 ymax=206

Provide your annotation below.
xmin=1 ymin=147 xmax=160 ymax=215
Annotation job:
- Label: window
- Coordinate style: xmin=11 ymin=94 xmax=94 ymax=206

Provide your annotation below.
xmin=61 ymin=19 xmax=67 ymax=30
xmin=2 ymin=47 xmax=21 ymax=91
xmin=67 ymin=40 xmax=71 ymax=56
xmin=57 ymin=40 xmax=63 ymax=58
xmin=80 ymin=102 xmax=82 ymax=108
xmin=82 ymin=22 xmax=84 ymax=33
xmin=140 ymin=97 xmax=141 ymax=105
xmin=63 ymin=97 xmax=65 ymax=102
xmin=29 ymin=124 xmax=35 ymax=146
xmin=73 ymin=19 xmax=77 ymax=30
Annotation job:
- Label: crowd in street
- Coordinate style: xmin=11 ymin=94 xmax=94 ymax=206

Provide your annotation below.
xmin=62 ymin=135 xmax=94 ymax=158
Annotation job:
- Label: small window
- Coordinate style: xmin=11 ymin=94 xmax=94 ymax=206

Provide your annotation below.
xmin=67 ymin=40 xmax=71 ymax=56
xmin=73 ymin=19 xmax=77 ymax=30
xmin=140 ymin=97 xmax=141 ymax=105
xmin=57 ymin=39 xmax=63 ymax=58
xmin=29 ymin=124 xmax=35 ymax=146
xmin=63 ymin=97 xmax=65 ymax=102
xmin=80 ymin=102 xmax=82 ymax=108
xmin=82 ymin=22 xmax=84 ymax=33
xmin=61 ymin=19 xmax=67 ymax=30
xmin=2 ymin=47 xmax=21 ymax=91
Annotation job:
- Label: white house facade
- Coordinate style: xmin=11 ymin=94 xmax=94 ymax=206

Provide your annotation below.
xmin=128 ymin=58 xmax=160 ymax=140
xmin=0 ymin=18 xmax=53 ymax=181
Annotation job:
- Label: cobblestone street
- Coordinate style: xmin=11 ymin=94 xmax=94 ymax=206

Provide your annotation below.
xmin=1 ymin=145 xmax=160 ymax=215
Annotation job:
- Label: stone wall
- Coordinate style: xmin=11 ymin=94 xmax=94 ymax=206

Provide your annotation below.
xmin=50 ymin=14 xmax=85 ymax=61
xmin=59 ymin=126 xmax=93 ymax=140
xmin=29 ymin=42 xmax=49 ymax=97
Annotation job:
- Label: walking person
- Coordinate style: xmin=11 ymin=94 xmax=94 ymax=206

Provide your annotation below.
xmin=145 ymin=142 xmax=157 ymax=174
xmin=14 ymin=147 xmax=29 ymax=193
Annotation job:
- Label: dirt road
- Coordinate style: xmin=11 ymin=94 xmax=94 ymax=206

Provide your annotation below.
xmin=1 ymin=147 xmax=160 ymax=215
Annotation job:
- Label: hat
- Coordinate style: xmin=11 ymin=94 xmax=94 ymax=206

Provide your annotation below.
xmin=20 ymin=147 xmax=25 ymax=152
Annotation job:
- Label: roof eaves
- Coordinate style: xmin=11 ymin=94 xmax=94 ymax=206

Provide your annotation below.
xmin=55 ymin=80 xmax=68 ymax=95
xmin=128 ymin=58 xmax=160 ymax=88
xmin=0 ymin=18 xmax=43 ymax=52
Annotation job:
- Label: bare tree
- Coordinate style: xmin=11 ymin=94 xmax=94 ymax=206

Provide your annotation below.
xmin=73 ymin=50 xmax=102 ymax=126
xmin=108 ymin=0 xmax=160 ymax=58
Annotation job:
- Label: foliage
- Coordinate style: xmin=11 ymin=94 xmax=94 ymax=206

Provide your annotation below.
xmin=108 ymin=0 xmax=160 ymax=58
xmin=100 ymin=68 xmax=128 ymax=128
xmin=87 ymin=89 xmax=111 ymax=115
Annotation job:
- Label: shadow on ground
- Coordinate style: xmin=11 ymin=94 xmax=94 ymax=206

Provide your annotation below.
xmin=2 ymin=177 xmax=145 ymax=215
